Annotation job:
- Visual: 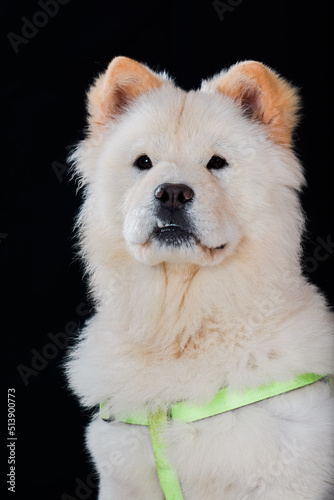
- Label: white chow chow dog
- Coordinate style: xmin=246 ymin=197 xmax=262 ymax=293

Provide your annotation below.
xmin=67 ymin=56 xmax=334 ymax=499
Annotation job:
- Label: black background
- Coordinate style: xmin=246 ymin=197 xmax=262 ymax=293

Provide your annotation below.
xmin=2 ymin=1 xmax=332 ymax=499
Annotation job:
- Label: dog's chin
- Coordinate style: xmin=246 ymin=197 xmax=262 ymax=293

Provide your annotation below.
xmin=128 ymin=225 xmax=227 ymax=267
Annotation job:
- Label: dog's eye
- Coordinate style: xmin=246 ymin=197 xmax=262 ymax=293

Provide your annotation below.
xmin=134 ymin=155 xmax=152 ymax=170
xmin=206 ymin=156 xmax=228 ymax=170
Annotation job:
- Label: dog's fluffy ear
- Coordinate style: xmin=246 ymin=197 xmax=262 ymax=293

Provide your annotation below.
xmin=87 ymin=56 xmax=163 ymax=131
xmin=201 ymin=61 xmax=300 ymax=147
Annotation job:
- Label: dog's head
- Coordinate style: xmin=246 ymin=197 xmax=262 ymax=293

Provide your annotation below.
xmin=74 ymin=57 xmax=304 ymax=268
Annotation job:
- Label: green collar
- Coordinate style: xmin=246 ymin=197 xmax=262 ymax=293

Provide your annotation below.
xmin=100 ymin=373 xmax=325 ymax=500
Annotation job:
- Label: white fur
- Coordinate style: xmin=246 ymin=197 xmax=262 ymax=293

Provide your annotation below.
xmin=67 ymin=65 xmax=334 ymax=499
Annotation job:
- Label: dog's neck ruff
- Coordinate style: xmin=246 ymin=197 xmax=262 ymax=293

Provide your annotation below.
xmin=100 ymin=373 xmax=325 ymax=500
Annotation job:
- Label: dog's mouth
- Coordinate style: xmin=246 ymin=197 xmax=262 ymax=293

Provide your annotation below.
xmin=153 ymin=223 xmax=197 ymax=247
xmin=152 ymin=222 xmax=226 ymax=251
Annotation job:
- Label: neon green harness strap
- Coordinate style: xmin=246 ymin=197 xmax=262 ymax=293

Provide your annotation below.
xmin=148 ymin=408 xmax=184 ymax=500
xmin=100 ymin=373 xmax=325 ymax=500
xmin=170 ymin=372 xmax=324 ymax=422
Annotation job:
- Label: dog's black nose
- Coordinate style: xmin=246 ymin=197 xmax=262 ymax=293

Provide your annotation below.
xmin=154 ymin=183 xmax=194 ymax=211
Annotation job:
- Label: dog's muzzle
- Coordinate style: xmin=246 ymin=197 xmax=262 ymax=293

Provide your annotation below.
xmin=153 ymin=183 xmax=197 ymax=247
